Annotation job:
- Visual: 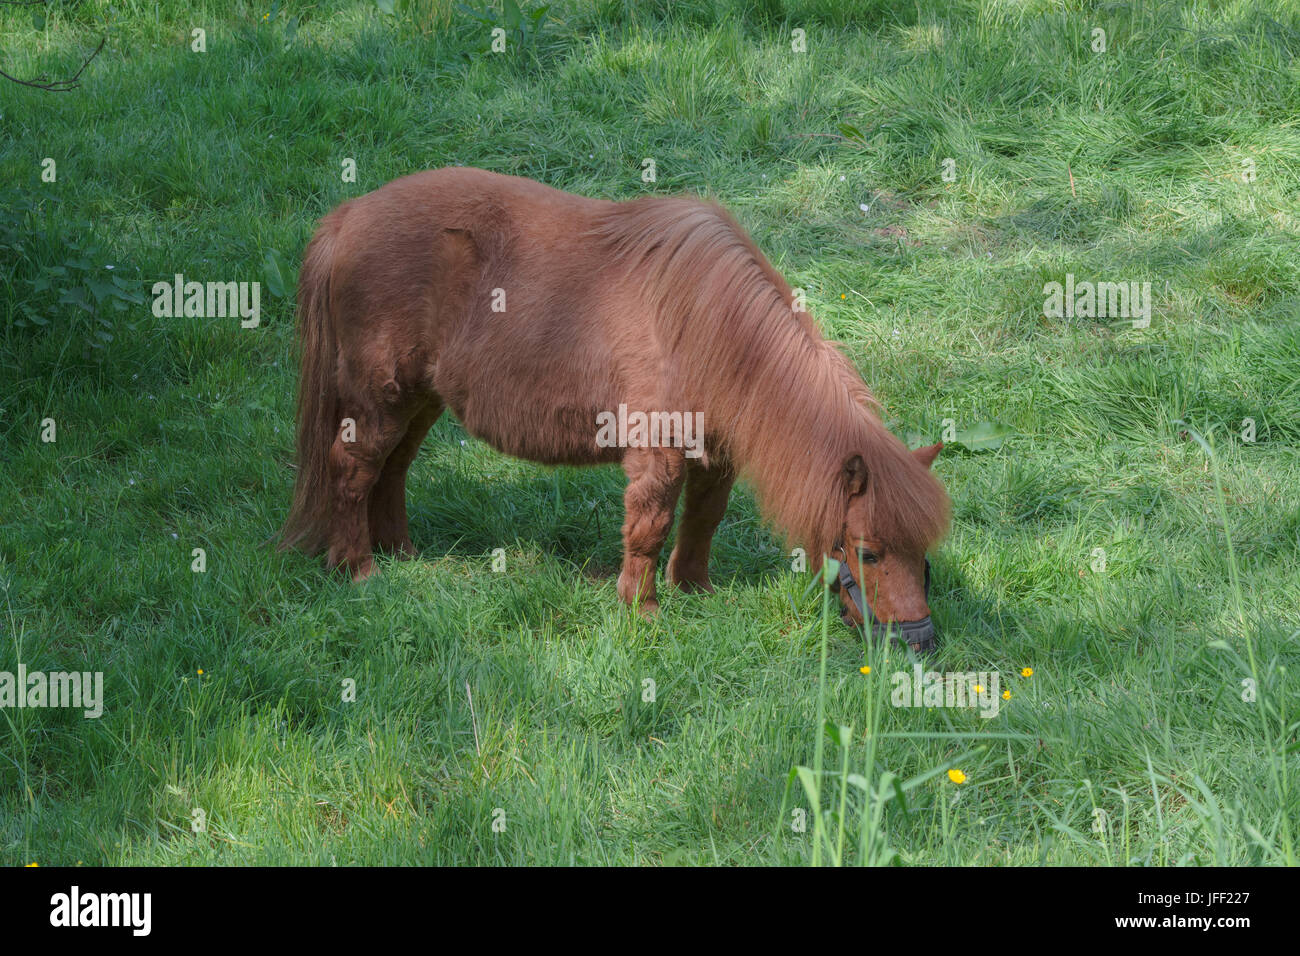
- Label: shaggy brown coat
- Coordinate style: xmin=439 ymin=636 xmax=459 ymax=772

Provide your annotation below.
xmin=281 ymin=167 xmax=950 ymax=620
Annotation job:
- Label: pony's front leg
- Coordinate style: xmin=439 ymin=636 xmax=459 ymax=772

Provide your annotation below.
xmin=617 ymin=447 xmax=685 ymax=615
xmin=667 ymin=459 xmax=734 ymax=593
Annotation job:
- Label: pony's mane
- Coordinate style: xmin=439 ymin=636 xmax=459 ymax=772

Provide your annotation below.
xmin=592 ymin=196 xmax=951 ymax=563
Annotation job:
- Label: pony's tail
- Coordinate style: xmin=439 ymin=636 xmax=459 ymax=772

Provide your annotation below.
xmin=279 ymin=219 xmax=341 ymax=555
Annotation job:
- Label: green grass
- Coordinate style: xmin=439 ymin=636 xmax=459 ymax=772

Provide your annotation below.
xmin=2 ymin=0 xmax=1298 ymax=865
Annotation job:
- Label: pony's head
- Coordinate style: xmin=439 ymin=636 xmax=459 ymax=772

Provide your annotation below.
xmin=830 ymin=442 xmax=947 ymax=653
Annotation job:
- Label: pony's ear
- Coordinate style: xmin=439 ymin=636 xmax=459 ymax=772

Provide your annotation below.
xmin=913 ymin=442 xmax=942 ymax=470
xmin=843 ymin=454 xmax=868 ymax=496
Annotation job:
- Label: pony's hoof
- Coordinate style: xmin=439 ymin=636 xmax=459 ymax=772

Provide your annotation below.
xmin=617 ymin=568 xmax=660 ymax=613
xmin=667 ymin=557 xmax=713 ymax=593
xmin=672 ymin=577 xmax=713 ymax=594
xmin=670 ymin=580 xmax=712 ymax=595
xmin=327 ymin=550 xmax=375 ymax=582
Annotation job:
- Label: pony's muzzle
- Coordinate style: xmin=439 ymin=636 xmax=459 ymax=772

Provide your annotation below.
xmin=837 ymin=606 xmax=938 ymax=654
xmin=874 ymin=616 xmax=937 ymax=655
xmin=833 ymin=554 xmax=938 ymax=654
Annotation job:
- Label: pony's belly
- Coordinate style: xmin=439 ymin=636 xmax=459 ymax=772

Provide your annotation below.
xmin=434 ymin=328 xmax=625 ymax=467
xmin=450 ymin=396 xmax=622 ymax=467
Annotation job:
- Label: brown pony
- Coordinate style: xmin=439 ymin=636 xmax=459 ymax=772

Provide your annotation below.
xmin=280 ymin=167 xmax=951 ymax=646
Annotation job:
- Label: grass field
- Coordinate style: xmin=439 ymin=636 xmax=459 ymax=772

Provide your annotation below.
xmin=2 ymin=0 xmax=1298 ymax=866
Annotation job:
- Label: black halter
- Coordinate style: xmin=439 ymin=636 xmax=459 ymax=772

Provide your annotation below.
xmin=830 ymin=540 xmax=937 ymax=654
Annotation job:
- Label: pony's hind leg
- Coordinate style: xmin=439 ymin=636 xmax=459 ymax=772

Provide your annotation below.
xmin=325 ymin=404 xmax=407 ymax=582
xmin=617 ymin=447 xmax=685 ymax=615
xmin=667 ymin=459 xmax=734 ymax=594
xmin=369 ymin=401 xmax=443 ymax=557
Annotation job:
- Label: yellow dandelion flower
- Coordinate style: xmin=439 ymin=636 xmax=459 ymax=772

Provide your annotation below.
xmin=1002 ymin=690 xmax=1011 ymax=700
xmin=973 ymin=684 xmax=984 ymax=694
xmin=25 ymin=862 xmax=38 ymax=867
xmin=859 ymin=665 xmax=871 ymax=675
xmin=197 ymin=669 xmax=204 ymax=675
xmin=947 ymin=769 xmax=966 ymax=784
xmin=1021 ymin=667 xmax=1033 ymax=677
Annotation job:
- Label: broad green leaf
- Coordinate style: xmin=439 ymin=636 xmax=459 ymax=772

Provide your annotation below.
xmin=824 ymin=721 xmax=851 ymax=747
xmin=794 ymin=765 xmax=821 ymax=807
xmin=263 ymin=249 xmax=293 ymax=299
xmin=950 ymin=421 xmax=1015 ymax=451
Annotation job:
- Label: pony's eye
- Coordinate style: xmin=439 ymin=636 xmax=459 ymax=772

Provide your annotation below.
xmin=857 ymin=548 xmax=880 ymax=565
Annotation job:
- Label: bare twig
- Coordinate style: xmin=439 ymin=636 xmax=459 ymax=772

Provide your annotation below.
xmin=1 ymin=2 xmax=106 ymax=92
